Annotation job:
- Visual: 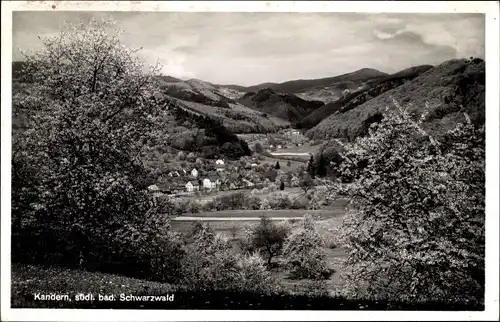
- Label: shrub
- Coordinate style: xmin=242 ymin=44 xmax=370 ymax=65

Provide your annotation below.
xmin=331 ymin=98 xmax=485 ymax=303
xmin=290 ymin=196 xmax=309 ymax=210
xmin=267 ymin=193 xmax=292 ymax=210
xmin=186 ymin=152 xmax=196 ymax=162
xmin=180 ymin=223 xmax=278 ymax=293
xmin=212 ymin=192 xmax=245 ymax=210
xmin=281 ymin=215 xmax=332 ymax=280
xmin=300 ymin=173 xmax=315 ymax=193
xmin=186 ymin=200 xmax=202 ymax=214
xmin=244 ymin=195 xmax=262 ymax=210
xmin=177 ymin=151 xmax=186 ymax=161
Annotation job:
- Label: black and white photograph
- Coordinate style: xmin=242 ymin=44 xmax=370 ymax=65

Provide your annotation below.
xmin=1 ymin=1 xmax=499 ymax=321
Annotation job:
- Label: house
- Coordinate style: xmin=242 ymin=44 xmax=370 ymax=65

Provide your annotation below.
xmin=208 ymin=173 xmax=220 ymax=189
xmin=229 ymin=182 xmax=237 ymax=190
xmin=215 ymin=159 xmax=225 ymax=165
xmin=191 ymin=168 xmax=198 ymax=178
xmin=181 ymin=169 xmax=187 ymax=175
xmin=185 ymin=181 xmax=199 ymax=193
xmin=203 ymin=178 xmax=217 ymax=190
xmin=216 ymin=164 xmax=225 ymax=172
xmin=251 ymin=163 xmax=258 ymax=168
xmin=277 ymin=145 xmax=282 ymax=149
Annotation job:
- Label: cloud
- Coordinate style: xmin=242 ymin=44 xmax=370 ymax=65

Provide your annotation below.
xmin=12 ymin=12 xmax=485 ymax=86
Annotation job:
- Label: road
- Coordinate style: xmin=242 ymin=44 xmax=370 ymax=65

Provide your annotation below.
xmin=270 ymin=152 xmax=311 ymax=156
xmin=172 ymin=216 xmax=304 ymax=221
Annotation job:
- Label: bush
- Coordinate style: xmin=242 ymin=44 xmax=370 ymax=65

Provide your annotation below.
xmin=186 ymin=200 xmax=202 ymax=214
xmin=267 ymin=193 xmax=293 ymax=210
xmin=281 ymin=215 xmax=332 ymax=280
xmin=245 ymin=195 xmax=262 ymax=210
xmin=332 ymin=98 xmax=485 ymax=303
xmin=290 ymin=195 xmax=309 ymax=210
xmin=177 ymin=151 xmax=186 ymax=161
xmin=179 ymin=224 xmax=278 ymax=293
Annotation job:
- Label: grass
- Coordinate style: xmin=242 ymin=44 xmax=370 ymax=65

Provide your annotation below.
xmin=11 ymin=262 xmax=481 ymax=310
xmin=11 ymin=263 xmax=177 ymax=308
xmin=260 ymin=155 xmax=306 ymax=171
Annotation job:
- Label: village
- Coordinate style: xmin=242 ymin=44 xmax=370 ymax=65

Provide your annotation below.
xmin=146 ymin=129 xmax=316 ymax=201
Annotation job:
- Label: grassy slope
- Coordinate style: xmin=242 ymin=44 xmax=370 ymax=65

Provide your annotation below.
xmin=11 ymin=263 xmax=177 ymax=308
xmin=171 ymin=97 xmax=289 ymax=133
xmin=306 ymin=58 xmax=485 ymax=141
xmin=297 ymin=64 xmax=434 ymax=129
xmin=237 ymin=88 xmax=325 ymax=123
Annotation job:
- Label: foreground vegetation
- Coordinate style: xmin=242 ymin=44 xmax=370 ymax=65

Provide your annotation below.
xmin=12 ymin=264 xmax=482 ymax=310
xmin=11 ymin=18 xmax=485 ymax=310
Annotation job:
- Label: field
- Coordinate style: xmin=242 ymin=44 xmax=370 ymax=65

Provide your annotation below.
xmin=180 ymin=187 xmax=306 ymax=204
xmin=259 ymin=155 xmax=307 ymax=171
xmin=272 ymin=141 xmax=322 ymax=155
xmin=170 ymin=202 xmax=349 ymax=292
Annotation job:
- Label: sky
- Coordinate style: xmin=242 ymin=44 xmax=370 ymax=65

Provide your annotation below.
xmin=12 ymin=11 xmax=485 ymax=86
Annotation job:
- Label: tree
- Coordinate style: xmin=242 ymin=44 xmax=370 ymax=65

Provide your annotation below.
xmin=286 ymin=160 xmax=292 ymax=167
xmin=275 ymin=161 xmax=281 ymax=169
xmin=186 ymin=152 xmax=196 ymax=162
xmin=247 ymin=215 xmax=290 ymax=266
xmin=332 ymin=99 xmax=485 ymax=303
xmin=300 ymin=173 xmax=315 ymax=193
xmin=280 ymin=181 xmax=285 ymax=191
xmin=177 ymin=151 xmax=186 ymax=161
xmin=306 ymin=155 xmax=315 ymax=176
xmin=254 ymin=142 xmax=263 ymax=153
xmin=282 ymin=214 xmax=331 ymax=279
xmin=11 ymin=18 xmax=172 ymax=274
xmin=316 ymin=153 xmax=327 ymax=177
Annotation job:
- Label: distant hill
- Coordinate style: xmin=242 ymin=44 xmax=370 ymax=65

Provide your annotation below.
xmin=222 ymin=68 xmax=388 ymax=95
xmin=237 ymin=88 xmax=324 ymax=123
xmin=296 ymin=65 xmax=433 ymax=129
xmin=156 ymin=77 xmax=245 ymax=108
xmin=155 ymin=77 xmax=288 ymax=133
xmin=306 ymin=58 xmax=485 ymax=141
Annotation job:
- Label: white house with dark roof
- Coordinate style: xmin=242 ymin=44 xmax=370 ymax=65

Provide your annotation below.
xmin=191 ymin=168 xmax=198 ymax=178
xmin=185 ymin=181 xmax=199 ymax=193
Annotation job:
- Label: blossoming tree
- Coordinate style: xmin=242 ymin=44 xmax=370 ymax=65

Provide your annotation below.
xmin=331 ymin=98 xmax=485 ymax=303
